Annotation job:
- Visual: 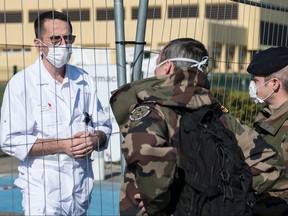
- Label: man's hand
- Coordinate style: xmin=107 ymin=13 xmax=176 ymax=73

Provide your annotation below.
xmin=134 ymin=193 xmax=146 ymax=215
xmin=70 ymin=131 xmax=95 ymax=158
xmin=31 ymin=130 xmax=105 ymax=158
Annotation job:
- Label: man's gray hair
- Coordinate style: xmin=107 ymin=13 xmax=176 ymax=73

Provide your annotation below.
xmin=160 ymin=38 xmax=209 ymax=72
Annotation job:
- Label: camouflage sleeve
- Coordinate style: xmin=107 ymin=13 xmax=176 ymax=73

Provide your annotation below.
xmin=119 ymin=168 xmax=142 ymax=215
xmin=266 ymin=136 xmax=288 ymax=193
xmin=120 ymin=105 xmax=177 ymax=215
xmin=222 ymin=113 xmax=283 ymax=194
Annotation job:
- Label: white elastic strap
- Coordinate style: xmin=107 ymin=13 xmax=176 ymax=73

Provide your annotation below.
xmin=156 ymin=56 xmax=209 ymax=72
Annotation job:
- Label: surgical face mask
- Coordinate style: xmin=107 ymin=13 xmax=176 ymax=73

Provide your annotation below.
xmin=155 ymin=56 xmax=209 ymax=72
xmin=249 ymin=80 xmax=275 ymax=104
xmin=39 ymin=40 xmax=72 ymax=68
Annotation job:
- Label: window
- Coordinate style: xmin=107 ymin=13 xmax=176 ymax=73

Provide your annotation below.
xmin=132 ymin=7 xmax=161 ymax=20
xmin=212 ymin=43 xmax=222 ymax=69
xmin=168 ymin=5 xmax=198 ymax=18
xmin=206 ymin=4 xmax=238 ymax=20
xmin=0 ymin=11 xmax=22 ymax=23
xmin=96 ymin=8 xmax=115 ymax=21
xmin=62 ymin=9 xmax=90 ymax=21
xmin=226 ymin=45 xmax=235 ymax=70
xmin=260 ymin=21 xmax=288 ymax=46
xmin=239 ymin=46 xmax=247 ymax=70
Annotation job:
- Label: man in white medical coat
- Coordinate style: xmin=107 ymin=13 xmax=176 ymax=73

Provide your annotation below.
xmin=0 ymin=11 xmax=112 ymax=216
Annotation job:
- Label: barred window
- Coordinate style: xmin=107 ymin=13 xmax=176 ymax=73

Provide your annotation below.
xmin=62 ymin=9 xmax=90 ymax=21
xmin=0 ymin=11 xmax=22 ymax=23
xmin=260 ymin=21 xmax=288 ymax=46
xmin=132 ymin=7 xmax=161 ymax=20
xmin=212 ymin=43 xmax=222 ymax=69
xmin=96 ymin=8 xmax=115 ymax=21
xmin=226 ymin=45 xmax=235 ymax=70
xmin=239 ymin=46 xmax=247 ymax=70
xmin=206 ymin=4 xmax=238 ymax=20
xmin=168 ymin=5 xmax=198 ymax=18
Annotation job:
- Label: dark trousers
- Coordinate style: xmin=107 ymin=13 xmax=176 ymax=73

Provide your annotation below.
xmin=253 ymin=192 xmax=288 ymax=216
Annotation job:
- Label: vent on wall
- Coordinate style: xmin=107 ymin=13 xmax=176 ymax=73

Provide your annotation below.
xmin=132 ymin=7 xmax=161 ymax=20
xmin=96 ymin=8 xmax=115 ymax=21
xmin=168 ymin=5 xmax=199 ymax=18
xmin=29 ymin=11 xmax=49 ymax=22
xmin=62 ymin=9 xmax=90 ymax=21
xmin=0 ymin=11 xmax=22 ymax=23
xmin=206 ymin=4 xmax=238 ymax=20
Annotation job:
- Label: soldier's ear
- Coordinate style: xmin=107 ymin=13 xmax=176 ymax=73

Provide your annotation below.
xmin=272 ymin=78 xmax=280 ymax=92
xmin=165 ymin=61 xmax=174 ymax=74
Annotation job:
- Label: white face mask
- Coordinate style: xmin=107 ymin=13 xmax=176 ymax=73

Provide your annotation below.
xmin=39 ymin=40 xmax=72 ymax=68
xmin=155 ymin=56 xmax=209 ymax=72
xmin=249 ymin=80 xmax=275 ymax=104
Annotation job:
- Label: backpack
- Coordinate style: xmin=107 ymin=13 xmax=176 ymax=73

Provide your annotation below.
xmin=173 ymin=106 xmax=255 ymax=216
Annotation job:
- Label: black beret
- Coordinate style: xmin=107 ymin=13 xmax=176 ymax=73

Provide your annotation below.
xmin=247 ymin=46 xmax=288 ymax=76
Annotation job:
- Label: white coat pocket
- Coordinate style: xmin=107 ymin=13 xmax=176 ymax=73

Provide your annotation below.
xmin=35 ymin=112 xmax=62 ymax=138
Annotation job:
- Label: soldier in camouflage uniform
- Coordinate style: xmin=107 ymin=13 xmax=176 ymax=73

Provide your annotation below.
xmin=247 ymin=47 xmax=288 ymax=216
xmin=110 ymin=38 xmax=283 ymax=215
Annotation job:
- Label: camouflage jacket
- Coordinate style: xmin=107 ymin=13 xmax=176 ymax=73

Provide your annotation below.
xmin=110 ymin=67 xmax=283 ymax=216
xmin=254 ymin=100 xmax=288 ymax=196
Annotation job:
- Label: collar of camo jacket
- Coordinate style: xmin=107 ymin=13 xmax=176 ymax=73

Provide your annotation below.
xmin=110 ymin=67 xmax=220 ymax=127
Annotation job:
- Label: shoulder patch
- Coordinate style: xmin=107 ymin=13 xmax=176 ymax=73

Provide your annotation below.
xmin=129 ymin=105 xmax=151 ymax=121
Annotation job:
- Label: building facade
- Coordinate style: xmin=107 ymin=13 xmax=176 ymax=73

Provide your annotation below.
xmin=0 ymin=0 xmax=287 ymax=80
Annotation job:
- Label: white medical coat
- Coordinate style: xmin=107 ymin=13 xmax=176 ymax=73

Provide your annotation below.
xmin=0 ymin=57 xmax=112 ymax=215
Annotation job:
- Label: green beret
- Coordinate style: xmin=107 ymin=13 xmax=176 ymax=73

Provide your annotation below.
xmin=247 ymin=46 xmax=288 ymax=76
